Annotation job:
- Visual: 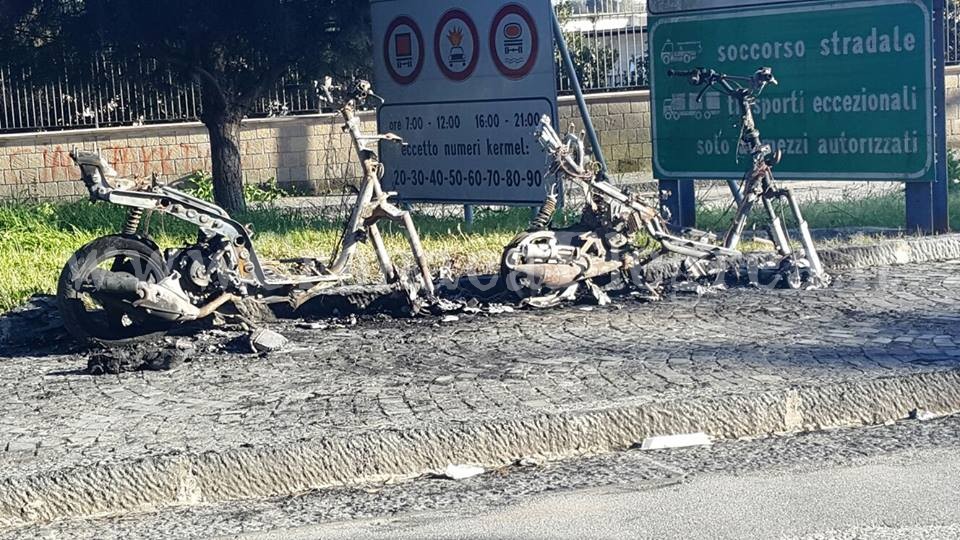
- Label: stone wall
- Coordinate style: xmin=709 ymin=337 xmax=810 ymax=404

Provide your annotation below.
xmin=0 ymin=113 xmax=375 ymax=200
xmin=2 ymin=64 xmax=959 ymax=201
xmin=559 ymin=90 xmax=652 ymax=174
xmin=945 ymin=65 xmax=960 ymax=148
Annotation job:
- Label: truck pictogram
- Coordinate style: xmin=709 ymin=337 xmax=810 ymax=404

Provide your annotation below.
xmin=662 ymin=92 xmax=721 ymax=121
xmin=660 ymin=40 xmax=702 ymax=65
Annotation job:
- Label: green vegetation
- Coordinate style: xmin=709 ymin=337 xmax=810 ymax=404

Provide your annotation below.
xmin=0 ymin=201 xmax=524 ymax=312
xmin=699 ymin=191 xmax=908 ymax=232
xmin=2 ymin=190 xmax=959 ymax=312
xmin=949 ymin=150 xmax=960 ymax=193
xmin=181 ymin=171 xmax=290 ymax=204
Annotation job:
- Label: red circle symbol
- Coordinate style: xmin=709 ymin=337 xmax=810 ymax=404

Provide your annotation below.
xmin=384 ymin=16 xmax=424 ymax=86
xmin=434 ymin=9 xmax=480 ymax=82
xmin=489 ymin=4 xmax=539 ymax=80
xmin=504 ymin=23 xmax=523 ymax=40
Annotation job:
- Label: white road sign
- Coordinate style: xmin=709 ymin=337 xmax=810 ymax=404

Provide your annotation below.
xmin=371 ymin=0 xmax=558 ymax=204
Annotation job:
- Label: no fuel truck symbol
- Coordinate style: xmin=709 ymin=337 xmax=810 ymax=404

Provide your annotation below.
xmin=384 ymin=4 xmax=540 ymax=85
xmin=490 ymin=4 xmax=538 ymax=79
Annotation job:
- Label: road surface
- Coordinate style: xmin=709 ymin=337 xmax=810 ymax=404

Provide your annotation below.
xmin=9 ymin=414 xmax=960 ymax=539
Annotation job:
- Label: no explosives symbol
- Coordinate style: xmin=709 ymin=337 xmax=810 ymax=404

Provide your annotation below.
xmin=435 ymin=9 xmax=479 ymax=82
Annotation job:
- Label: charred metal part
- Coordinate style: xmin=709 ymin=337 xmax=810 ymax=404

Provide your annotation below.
xmin=60 ymin=80 xmax=435 ymax=344
xmin=290 ymin=283 xmax=417 ymax=319
xmin=122 ymin=208 xmax=144 ymax=235
xmin=502 ymin=66 xmax=830 ymax=306
xmin=82 ymin=268 xmax=143 ymax=299
xmin=529 ymin=188 xmax=558 ymax=231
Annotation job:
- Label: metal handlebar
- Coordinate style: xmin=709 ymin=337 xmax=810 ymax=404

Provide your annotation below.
xmin=318 ymin=77 xmax=386 ymax=108
xmin=667 ymin=67 xmax=778 ymax=102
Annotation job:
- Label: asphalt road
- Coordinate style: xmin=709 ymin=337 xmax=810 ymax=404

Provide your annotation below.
xmin=280 ymin=448 xmax=960 ymax=540
xmin=9 ymin=414 xmax=960 ymax=540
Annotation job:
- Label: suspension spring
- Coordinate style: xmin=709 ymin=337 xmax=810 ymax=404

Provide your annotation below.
xmin=529 ymin=193 xmax=558 ymax=231
xmin=123 ymin=208 xmax=144 ymax=235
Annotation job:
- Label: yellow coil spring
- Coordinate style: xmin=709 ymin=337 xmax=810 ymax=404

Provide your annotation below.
xmin=122 ymin=208 xmax=144 ymax=235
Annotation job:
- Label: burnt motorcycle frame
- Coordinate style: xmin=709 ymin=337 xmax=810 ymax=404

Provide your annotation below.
xmin=670 ymin=67 xmax=825 ymax=280
xmin=501 ymin=67 xmax=828 ymax=305
xmin=58 ymin=79 xmax=434 ymax=343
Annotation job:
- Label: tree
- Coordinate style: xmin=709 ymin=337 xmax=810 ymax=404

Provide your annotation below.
xmin=0 ymin=0 xmax=372 ymax=213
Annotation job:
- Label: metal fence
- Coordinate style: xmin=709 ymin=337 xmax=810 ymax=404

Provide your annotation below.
xmin=4 ymin=6 xmax=960 ymax=134
xmin=948 ymin=0 xmax=960 ymax=65
xmin=557 ymin=11 xmax=649 ymax=93
xmin=0 ymin=57 xmax=323 ymax=134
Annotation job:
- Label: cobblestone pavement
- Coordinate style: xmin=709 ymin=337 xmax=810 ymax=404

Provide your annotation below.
xmin=2 ymin=261 xmax=960 ymax=481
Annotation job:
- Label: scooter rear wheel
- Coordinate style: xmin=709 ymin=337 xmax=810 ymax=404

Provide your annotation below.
xmin=57 ymin=235 xmax=173 ymax=345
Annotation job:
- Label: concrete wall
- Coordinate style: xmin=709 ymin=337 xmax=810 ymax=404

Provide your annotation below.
xmin=2 ymin=64 xmax=959 ymax=201
xmin=0 ymin=113 xmax=375 ymax=200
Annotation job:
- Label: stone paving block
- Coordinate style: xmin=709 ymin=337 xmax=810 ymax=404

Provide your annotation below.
xmin=2 ymin=261 xmax=960 ymax=485
xmin=5 ymin=441 xmax=38 ymax=453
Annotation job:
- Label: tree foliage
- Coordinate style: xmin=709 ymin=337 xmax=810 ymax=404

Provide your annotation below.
xmin=0 ymin=0 xmax=372 ymax=212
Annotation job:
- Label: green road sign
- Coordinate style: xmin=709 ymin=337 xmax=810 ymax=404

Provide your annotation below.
xmin=650 ymin=0 xmax=936 ymax=181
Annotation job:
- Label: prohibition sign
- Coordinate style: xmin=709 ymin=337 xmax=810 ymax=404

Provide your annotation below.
xmin=384 ymin=16 xmax=425 ymax=85
xmin=489 ymin=4 xmax=539 ymax=80
xmin=435 ymin=9 xmax=480 ymax=81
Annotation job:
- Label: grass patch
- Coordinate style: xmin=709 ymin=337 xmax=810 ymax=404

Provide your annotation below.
xmin=1 ymin=190 xmax=956 ymax=312
xmin=698 ymin=191 xmax=907 ymax=232
xmin=0 ymin=200 xmax=531 ymax=312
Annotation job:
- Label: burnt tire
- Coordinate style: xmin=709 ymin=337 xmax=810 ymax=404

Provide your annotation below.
xmin=57 ymin=235 xmax=172 ymax=345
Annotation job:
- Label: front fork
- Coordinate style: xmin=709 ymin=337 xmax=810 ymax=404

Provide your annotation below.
xmin=328 ymin=155 xmax=435 ymax=297
xmin=723 ymin=167 xmax=825 ymax=279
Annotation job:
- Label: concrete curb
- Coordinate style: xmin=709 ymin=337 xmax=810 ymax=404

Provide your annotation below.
xmin=820 ymin=233 xmax=960 ymax=270
xmin=2 ymin=369 xmax=960 ymax=529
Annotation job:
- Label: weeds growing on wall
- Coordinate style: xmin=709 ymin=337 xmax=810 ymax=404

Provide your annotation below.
xmin=948 ymin=150 xmax=960 ymax=193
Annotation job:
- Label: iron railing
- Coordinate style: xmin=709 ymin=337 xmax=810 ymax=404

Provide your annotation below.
xmin=557 ymin=11 xmax=649 ymax=93
xmin=948 ymin=0 xmax=960 ymax=65
xmin=0 ymin=57 xmax=323 ymax=134
xmin=563 ymin=0 xmax=646 ymax=15
xmin=5 ymin=5 xmax=960 ymax=134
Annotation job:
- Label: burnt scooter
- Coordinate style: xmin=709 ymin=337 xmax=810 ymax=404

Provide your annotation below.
xmin=501 ymin=67 xmax=828 ymax=306
xmin=57 ymin=78 xmax=434 ymax=344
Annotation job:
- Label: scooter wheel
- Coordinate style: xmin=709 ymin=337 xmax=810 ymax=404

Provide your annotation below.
xmin=57 ymin=234 xmax=172 ymax=345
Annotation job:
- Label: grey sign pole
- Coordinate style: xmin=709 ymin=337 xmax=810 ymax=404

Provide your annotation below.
xmin=551 ymin=10 xmax=608 ymax=177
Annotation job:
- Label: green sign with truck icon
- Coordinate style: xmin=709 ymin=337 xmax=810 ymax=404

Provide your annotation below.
xmin=649 ymin=0 xmax=937 ymax=182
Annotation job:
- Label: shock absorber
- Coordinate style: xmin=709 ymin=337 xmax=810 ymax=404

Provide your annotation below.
xmin=122 ymin=208 xmax=144 ymax=235
xmin=529 ymin=186 xmax=558 ymax=231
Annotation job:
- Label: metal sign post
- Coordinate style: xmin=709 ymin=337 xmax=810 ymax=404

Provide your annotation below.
xmin=648 ymin=0 xmax=948 ymax=233
xmin=906 ymin=0 xmax=949 ymax=233
xmin=370 ymin=0 xmax=558 ymax=206
xmin=552 ymin=10 xmax=609 ymax=178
